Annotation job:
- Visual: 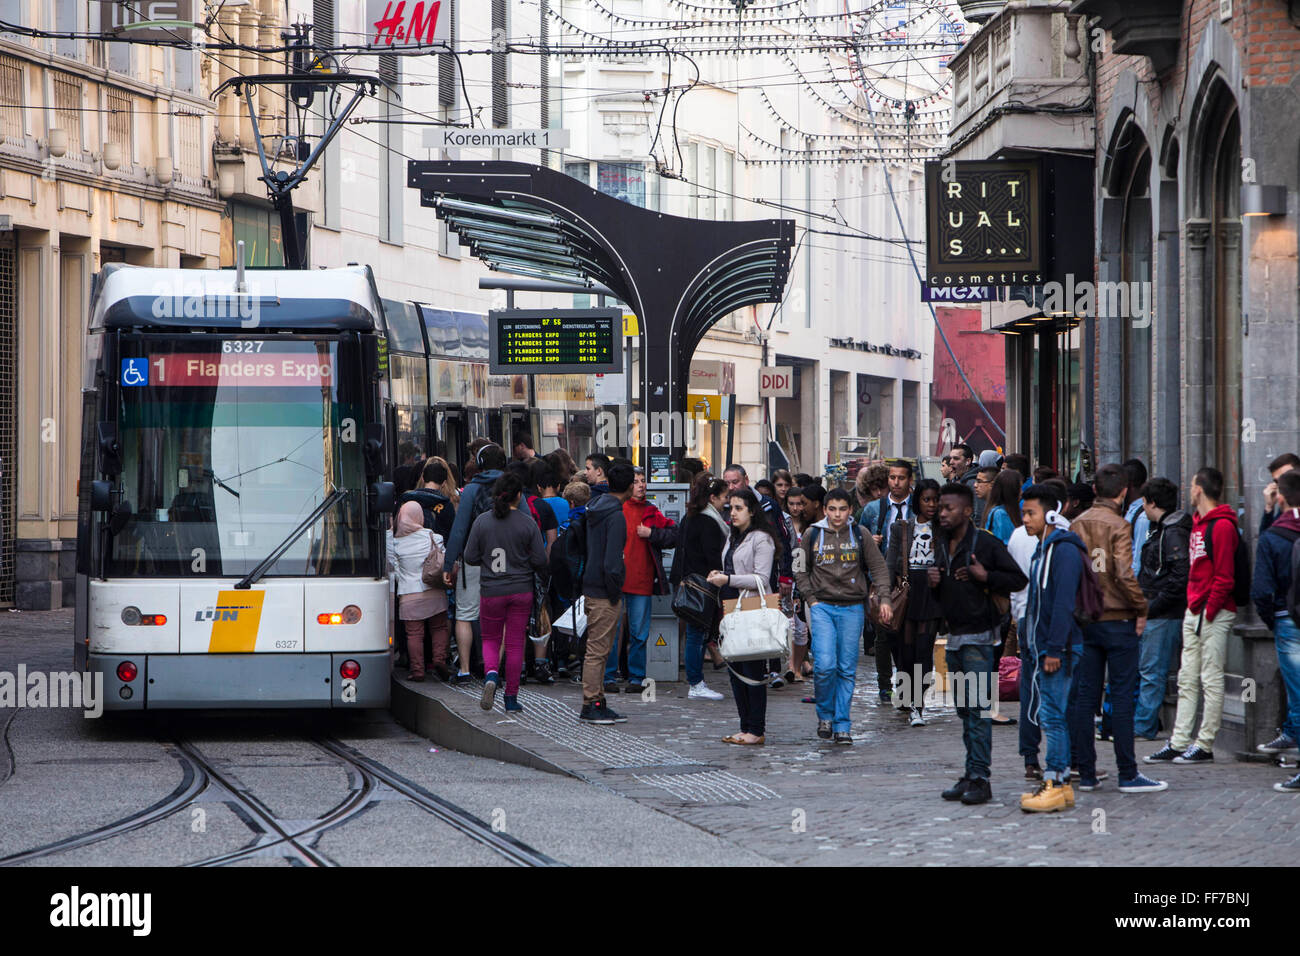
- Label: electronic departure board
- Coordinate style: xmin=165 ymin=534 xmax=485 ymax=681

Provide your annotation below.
xmin=488 ymin=308 xmax=623 ymax=374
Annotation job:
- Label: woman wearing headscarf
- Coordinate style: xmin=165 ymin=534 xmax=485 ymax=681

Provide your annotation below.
xmin=386 ymin=501 xmax=449 ymax=681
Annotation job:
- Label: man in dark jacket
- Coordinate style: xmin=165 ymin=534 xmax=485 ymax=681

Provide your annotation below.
xmin=1134 ymin=477 xmax=1191 ymax=740
xmin=1071 ymin=463 xmax=1164 ymax=792
xmin=1252 ymin=470 xmax=1300 ymax=784
xmin=579 ymin=462 xmax=635 ymax=723
xmin=1018 ymin=484 xmax=1086 ymax=812
xmin=928 ymin=483 xmax=1028 ymax=806
xmin=441 ymin=443 xmax=506 ymax=682
xmin=606 ymin=467 xmax=678 ymax=695
xmin=398 ymin=459 xmax=456 ymax=540
xmin=1260 ymin=453 xmax=1299 ymax=533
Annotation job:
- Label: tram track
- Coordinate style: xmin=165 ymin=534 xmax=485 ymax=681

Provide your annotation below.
xmin=0 ymin=733 xmax=559 ymax=868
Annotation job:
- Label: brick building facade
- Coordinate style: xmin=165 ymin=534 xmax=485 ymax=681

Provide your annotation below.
xmin=1075 ymin=0 xmax=1300 ymax=753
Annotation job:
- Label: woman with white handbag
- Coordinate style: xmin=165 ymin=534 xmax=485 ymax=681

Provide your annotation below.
xmin=708 ymin=488 xmax=781 ymax=745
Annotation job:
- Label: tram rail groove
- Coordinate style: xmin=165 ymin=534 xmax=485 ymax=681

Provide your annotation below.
xmin=174 ymin=740 xmax=336 ymax=867
xmin=0 ymin=743 xmax=208 ymax=866
xmin=315 ymin=737 xmax=562 ymax=868
xmin=1 ymin=734 xmax=562 ymax=868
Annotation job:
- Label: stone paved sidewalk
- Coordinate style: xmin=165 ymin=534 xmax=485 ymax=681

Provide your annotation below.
xmin=406 ymin=660 xmax=1300 ymax=866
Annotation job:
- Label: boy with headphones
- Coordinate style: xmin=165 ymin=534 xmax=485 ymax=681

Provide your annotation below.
xmin=1017 ymin=484 xmax=1089 ymax=812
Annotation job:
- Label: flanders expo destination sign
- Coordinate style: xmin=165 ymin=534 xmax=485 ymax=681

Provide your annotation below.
xmin=489 ymin=308 xmax=622 ymax=375
xmin=925 ymin=160 xmax=1043 ymax=287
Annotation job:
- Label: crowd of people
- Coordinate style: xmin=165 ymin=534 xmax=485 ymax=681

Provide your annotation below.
xmin=384 ymin=435 xmax=1300 ymax=808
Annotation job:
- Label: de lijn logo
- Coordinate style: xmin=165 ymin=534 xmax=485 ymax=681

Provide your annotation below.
xmin=120 ymin=358 xmax=149 ymax=387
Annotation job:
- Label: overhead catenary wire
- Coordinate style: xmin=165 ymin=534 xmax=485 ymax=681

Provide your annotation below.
xmin=848 ymin=43 xmax=1007 ymax=445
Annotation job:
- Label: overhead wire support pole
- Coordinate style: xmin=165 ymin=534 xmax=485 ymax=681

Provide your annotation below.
xmin=213 ymin=71 xmax=398 ymax=269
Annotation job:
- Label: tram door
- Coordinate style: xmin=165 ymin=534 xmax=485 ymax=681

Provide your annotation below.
xmin=485 ymin=408 xmax=505 ymax=450
xmin=506 ymin=407 xmax=530 ymax=450
xmin=438 ymin=405 xmax=468 ymax=479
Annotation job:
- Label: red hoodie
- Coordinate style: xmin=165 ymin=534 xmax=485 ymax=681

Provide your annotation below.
xmin=622 ymin=497 xmax=673 ymax=596
xmin=1187 ymin=504 xmax=1238 ymax=621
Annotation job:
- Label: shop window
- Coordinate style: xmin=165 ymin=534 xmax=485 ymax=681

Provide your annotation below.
xmin=1119 ymin=147 xmax=1152 ymax=460
xmin=228 ymin=202 xmax=285 ymax=267
xmin=597 ymin=162 xmax=645 ymax=207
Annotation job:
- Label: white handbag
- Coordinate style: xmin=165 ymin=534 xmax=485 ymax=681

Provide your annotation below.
xmin=718 ymin=579 xmax=791 ymax=664
xmin=552 ymin=596 xmax=586 ymax=636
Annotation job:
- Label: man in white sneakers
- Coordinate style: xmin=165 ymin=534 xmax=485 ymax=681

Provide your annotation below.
xmin=1145 ymin=467 xmax=1240 ymax=766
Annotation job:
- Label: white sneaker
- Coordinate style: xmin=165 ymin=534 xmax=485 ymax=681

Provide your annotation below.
xmin=689 ymin=681 xmax=724 ymax=701
xmin=910 ymin=708 xmax=926 ymax=727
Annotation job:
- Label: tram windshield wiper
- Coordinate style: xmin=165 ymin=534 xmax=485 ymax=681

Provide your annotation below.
xmin=233 ymin=488 xmax=350 ymax=590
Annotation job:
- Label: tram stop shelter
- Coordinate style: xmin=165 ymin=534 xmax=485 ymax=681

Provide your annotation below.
xmin=406 ymin=159 xmax=796 ymax=474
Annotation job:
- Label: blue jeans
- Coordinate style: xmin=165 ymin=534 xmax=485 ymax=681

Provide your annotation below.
xmin=684 ymin=620 xmax=708 ymax=686
xmin=607 ymin=593 xmax=651 ymax=683
xmin=1032 ymin=643 xmax=1082 ymax=781
xmin=1072 ymin=620 xmax=1140 ymax=782
xmin=1018 ymin=619 xmax=1041 ymax=765
xmin=1135 ymin=617 xmax=1182 ymax=738
xmin=946 ymin=643 xmax=995 ymax=780
xmin=1276 ymin=614 xmax=1300 ymax=742
xmin=810 ymin=602 xmax=864 ymax=733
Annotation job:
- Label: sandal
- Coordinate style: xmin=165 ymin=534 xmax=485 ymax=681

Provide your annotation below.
xmin=722 ymin=733 xmax=746 ymax=744
xmin=784 ymin=669 xmax=803 ymax=684
xmin=738 ymin=734 xmax=765 ymax=746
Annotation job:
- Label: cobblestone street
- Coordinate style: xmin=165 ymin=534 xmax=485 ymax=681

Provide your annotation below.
xmin=407 ymin=656 xmax=1300 ymax=867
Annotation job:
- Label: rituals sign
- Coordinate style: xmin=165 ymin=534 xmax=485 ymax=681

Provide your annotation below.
xmin=925 ymin=160 xmax=1043 ymax=286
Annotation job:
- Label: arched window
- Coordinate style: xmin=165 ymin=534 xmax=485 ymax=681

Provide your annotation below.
xmin=1119 ymin=145 xmax=1153 ymax=460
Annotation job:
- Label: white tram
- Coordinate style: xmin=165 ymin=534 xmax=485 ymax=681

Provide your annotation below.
xmin=74 ymin=264 xmax=396 ymax=709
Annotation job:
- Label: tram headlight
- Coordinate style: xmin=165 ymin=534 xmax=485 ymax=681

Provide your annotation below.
xmin=121 ymin=606 xmax=142 ymax=626
xmin=341 ymin=605 xmax=362 ymax=625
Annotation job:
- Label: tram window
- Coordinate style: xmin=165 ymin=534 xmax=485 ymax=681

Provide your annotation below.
xmin=107 ymin=338 xmax=371 ymax=578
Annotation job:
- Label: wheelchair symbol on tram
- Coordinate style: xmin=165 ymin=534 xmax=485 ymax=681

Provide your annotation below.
xmin=120 ymin=358 xmax=149 ymax=387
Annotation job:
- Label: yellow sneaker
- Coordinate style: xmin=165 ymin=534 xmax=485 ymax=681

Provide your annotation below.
xmin=1020 ymin=780 xmax=1069 ymax=813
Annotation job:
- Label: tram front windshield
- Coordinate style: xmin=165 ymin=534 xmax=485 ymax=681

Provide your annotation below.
xmin=108 ymin=336 xmax=370 ymax=578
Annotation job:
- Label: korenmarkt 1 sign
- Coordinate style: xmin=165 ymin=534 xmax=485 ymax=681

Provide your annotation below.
xmin=96 ymin=0 xmax=197 ymax=42
xmin=925 ymin=159 xmax=1043 ymax=286
xmin=423 ymin=128 xmax=571 ymax=150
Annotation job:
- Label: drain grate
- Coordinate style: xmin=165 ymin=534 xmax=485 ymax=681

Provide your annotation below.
xmin=445 ymin=681 xmax=780 ymax=801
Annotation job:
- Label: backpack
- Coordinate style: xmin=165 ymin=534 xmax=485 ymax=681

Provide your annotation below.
xmin=466 ymin=480 xmax=494 ymax=527
xmin=549 ymin=510 xmax=587 ymax=602
xmin=1045 ymin=536 xmax=1104 ymax=625
xmin=1205 ymin=517 xmax=1251 ymax=608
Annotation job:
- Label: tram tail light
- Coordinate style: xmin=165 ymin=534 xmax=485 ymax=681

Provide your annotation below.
xmin=317 ymin=605 xmax=361 ymax=626
xmin=117 ymin=661 xmax=138 ymax=682
xmin=121 ymin=607 xmax=167 ymax=626
xmin=339 ymin=659 xmax=361 ymax=680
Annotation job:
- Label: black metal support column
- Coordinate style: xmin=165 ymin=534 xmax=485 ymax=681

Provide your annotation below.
xmin=408 ymin=160 xmax=795 ymax=473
